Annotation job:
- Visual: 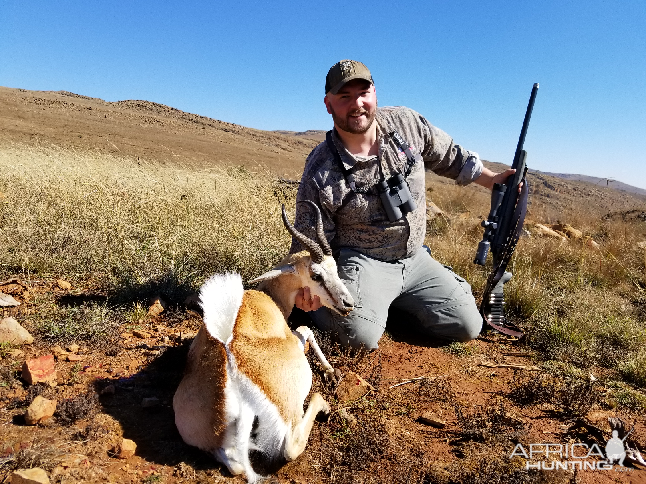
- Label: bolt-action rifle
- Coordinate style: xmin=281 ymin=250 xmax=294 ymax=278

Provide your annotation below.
xmin=474 ymin=83 xmax=539 ymax=337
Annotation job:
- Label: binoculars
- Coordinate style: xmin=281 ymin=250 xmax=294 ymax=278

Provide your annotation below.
xmin=377 ymin=173 xmax=417 ymax=222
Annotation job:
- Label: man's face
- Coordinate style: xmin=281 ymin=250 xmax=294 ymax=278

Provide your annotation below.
xmin=324 ymin=79 xmax=377 ymax=135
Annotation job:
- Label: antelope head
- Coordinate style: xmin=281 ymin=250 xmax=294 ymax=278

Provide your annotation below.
xmin=250 ymin=202 xmax=354 ymax=316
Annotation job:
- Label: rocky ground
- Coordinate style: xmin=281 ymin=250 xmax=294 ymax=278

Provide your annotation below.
xmin=2 ymin=276 xmax=646 ymax=483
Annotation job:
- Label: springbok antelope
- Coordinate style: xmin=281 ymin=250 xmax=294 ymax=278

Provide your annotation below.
xmin=173 ymin=202 xmax=354 ymax=482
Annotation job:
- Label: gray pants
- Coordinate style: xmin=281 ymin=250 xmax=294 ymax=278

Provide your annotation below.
xmin=310 ymin=248 xmax=483 ymax=349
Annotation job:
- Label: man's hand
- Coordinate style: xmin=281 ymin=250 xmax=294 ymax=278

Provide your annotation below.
xmin=476 ymin=167 xmax=523 ymax=193
xmin=295 ymin=287 xmax=322 ymax=312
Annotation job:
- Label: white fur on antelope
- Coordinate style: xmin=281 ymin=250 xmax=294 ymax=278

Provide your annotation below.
xmin=173 ymin=203 xmax=354 ymax=482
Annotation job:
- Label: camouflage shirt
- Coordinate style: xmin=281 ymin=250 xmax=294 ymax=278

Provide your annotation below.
xmin=290 ymin=106 xmax=483 ymax=261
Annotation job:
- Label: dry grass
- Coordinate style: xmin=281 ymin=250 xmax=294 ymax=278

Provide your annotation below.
xmin=0 ymin=142 xmax=295 ymax=290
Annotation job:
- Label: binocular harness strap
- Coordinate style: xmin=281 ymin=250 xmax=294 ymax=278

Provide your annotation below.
xmin=325 ymin=129 xmax=418 ymax=193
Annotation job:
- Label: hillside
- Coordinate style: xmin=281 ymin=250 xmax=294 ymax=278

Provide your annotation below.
xmin=0 ymin=86 xmax=317 ymax=178
xmin=538 ymin=171 xmax=646 ymax=197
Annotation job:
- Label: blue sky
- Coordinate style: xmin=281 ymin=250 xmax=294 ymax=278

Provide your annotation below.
xmin=2 ymin=1 xmax=645 ymax=189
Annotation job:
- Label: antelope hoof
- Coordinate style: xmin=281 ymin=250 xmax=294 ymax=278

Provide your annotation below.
xmin=323 ymin=367 xmax=342 ymax=384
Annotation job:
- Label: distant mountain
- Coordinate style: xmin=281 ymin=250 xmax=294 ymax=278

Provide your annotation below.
xmin=273 ymin=130 xmax=326 ymax=142
xmin=481 ymin=160 xmax=646 ymax=198
xmin=533 ymin=171 xmax=646 ymax=197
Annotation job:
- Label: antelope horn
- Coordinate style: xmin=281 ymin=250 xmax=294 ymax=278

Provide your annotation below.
xmin=297 ymin=200 xmax=332 ymax=256
xmin=281 ymin=204 xmax=324 ymax=264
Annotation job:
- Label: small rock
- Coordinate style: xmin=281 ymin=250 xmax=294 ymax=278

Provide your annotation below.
xmin=0 ymin=283 xmax=24 ymax=296
xmin=532 ymin=223 xmax=568 ymax=240
xmin=51 ymin=345 xmax=67 ymax=357
xmin=0 ymin=292 xmax=20 ymax=307
xmin=417 ymin=411 xmax=446 ymax=428
xmin=116 ymin=438 xmax=137 ymax=459
xmin=426 ymin=200 xmax=446 ymax=221
xmin=335 ymin=371 xmax=374 ymax=403
xmin=10 ymin=468 xmax=50 ymax=484
xmin=550 ymin=223 xmax=583 ymax=239
xmin=585 ymin=237 xmax=600 ymax=249
xmin=0 ymin=317 xmax=33 ymax=345
xmin=338 ymin=408 xmax=357 ymax=426
xmin=56 ymin=279 xmax=72 ymax=291
xmin=56 ymin=453 xmax=90 ymax=468
xmin=132 ymin=329 xmax=151 ymax=339
xmin=66 ymin=344 xmax=79 ymax=354
xmin=66 ymin=354 xmax=84 ymax=362
xmin=22 ymin=355 xmax=57 ymax=386
xmin=147 ymin=297 xmax=166 ymax=317
xmin=25 ymin=396 xmax=57 ymax=425
xmin=141 ymin=397 xmax=160 ymax=408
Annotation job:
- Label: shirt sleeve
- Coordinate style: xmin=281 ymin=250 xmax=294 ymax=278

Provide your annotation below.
xmin=418 ymin=114 xmax=483 ymax=185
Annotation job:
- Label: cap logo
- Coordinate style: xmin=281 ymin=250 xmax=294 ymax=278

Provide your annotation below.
xmin=339 ymin=60 xmax=355 ymax=78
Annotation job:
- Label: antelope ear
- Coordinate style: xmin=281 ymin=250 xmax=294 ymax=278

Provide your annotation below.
xmin=249 ymin=265 xmax=297 ymax=284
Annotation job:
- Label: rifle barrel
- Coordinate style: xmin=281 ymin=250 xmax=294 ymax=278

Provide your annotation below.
xmin=513 ymin=83 xmax=539 ymax=169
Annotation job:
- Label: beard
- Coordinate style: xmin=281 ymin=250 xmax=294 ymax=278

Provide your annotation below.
xmin=329 ymin=104 xmax=377 ymax=135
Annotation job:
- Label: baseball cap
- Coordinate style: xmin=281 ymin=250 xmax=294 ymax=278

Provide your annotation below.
xmin=325 ymin=60 xmax=373 ymax=95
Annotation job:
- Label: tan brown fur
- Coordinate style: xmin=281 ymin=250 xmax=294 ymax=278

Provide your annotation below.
xmin=174 ymin=326 xmax=228 ymax=450
xmin=230 ymin=290 xmax=312 ymax=423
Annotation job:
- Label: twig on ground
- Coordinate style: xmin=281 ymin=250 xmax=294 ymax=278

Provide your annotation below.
xmin=479 ymin=362 xmax=541 ymax=371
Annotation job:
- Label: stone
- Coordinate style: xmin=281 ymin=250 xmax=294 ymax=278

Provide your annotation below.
xmin=66 ymin=344 xmax=79 ymax=354
xmin=550 ymin=223 xmax=583 ymax=239
xmin=0 ymin=292 xmax=20 ymax=307
xmin=66 ymin=354 xmax=84 ymax=362
xmin=426 ymin=201 xmax=446 ymax=221
xmin=335 ymin=371 xmax=374 ymax=403
xmin=0 ymin=317 xmax=33 ymax=345
xmin=25 ymin=396 xmax=57 ymax=425
xmin=10 ymin=467 xmax=50 ymax=483
xmin=0 ymin=283 xmax=25 ymax=296
xmin=418 ymin=411 xmax=447 ymax=428
xmin=51 ymin=345 xmax=67 ymax=356
xmin=147 ymin=297 xmax=166 ymax=317
xmin=22 ymin=355 xmax=57 ymax=386
xmin=338 ymin=408 xmax=357 ymax=426
xmin=116 ymin=438 xmax=137 ymax=459
xmin=56 ymin=453 xmax=90 ymax=469
xmin=585 ymin=237 xmax=600 ymax=249
xmin=56 ymin=279 xmax=72 ymax=291
xmin=532 ymin=224 xmax=567 ymax=240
